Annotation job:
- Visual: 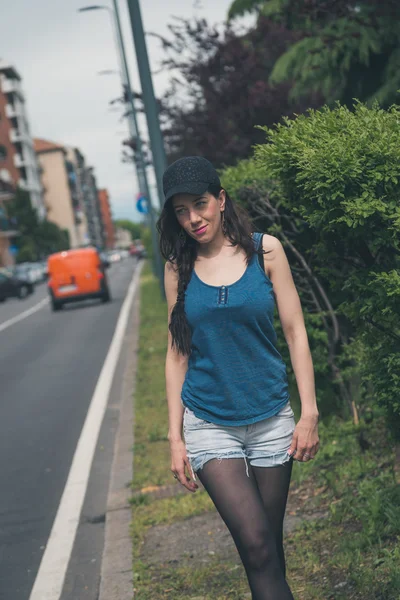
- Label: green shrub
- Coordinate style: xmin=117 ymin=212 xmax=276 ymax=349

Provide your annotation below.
xmin=221 ymin=160 xmax=353 ymax=419
xmin=252 ymin=101 xmax=400 ymax=436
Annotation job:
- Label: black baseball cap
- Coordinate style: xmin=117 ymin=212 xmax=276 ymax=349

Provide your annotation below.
xmin=162 ymin=156 xmax=221 ymax=204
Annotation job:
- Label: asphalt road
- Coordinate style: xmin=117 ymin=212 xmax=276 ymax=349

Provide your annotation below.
xmin=0 ymin=258 xmax=138 ymax=600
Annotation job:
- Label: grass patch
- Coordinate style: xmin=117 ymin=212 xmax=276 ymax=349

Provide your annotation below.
xmin=133 ymin=263 xmax=171 ymax=489
xmin=285 ymin=417 xmax=400 ymax=599
xmin=132 ymin=265 xmax=400 ymax=600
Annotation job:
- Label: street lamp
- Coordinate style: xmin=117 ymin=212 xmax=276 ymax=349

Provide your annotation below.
xmin=97 ymin=69 xmax=121 ymax=75
xmin=78 ymin=4 xmax=148 ymax=195
xmin=78 ymin=2 xmax=164 ymax=294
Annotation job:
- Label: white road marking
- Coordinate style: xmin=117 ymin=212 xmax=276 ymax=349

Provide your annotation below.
xmin=28 ymin=263 xmax=143 ymax=600
xmin=0 ymin=297 xmax=49 ymax=333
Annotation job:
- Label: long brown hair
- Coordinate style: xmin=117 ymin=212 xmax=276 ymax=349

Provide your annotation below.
xmin=157 ymin=184 xmax=261 ymax=355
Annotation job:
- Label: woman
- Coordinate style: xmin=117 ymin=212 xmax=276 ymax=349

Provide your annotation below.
xmin=157 ymin=156 xmax=320 ymax=600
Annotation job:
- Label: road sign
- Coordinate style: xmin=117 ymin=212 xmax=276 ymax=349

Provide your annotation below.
xmin=136 ymin=194 xmax=148 ymax=214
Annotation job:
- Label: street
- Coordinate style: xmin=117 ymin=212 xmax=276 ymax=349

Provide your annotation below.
xmin=0 ymin=257 xmax=138 ymax=600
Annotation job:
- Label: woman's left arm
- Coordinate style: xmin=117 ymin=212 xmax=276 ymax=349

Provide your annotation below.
xmin=263 ymin=235 xmax=320 ymax=462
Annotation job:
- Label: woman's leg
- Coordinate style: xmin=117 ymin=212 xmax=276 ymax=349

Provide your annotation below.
xmin=252 ymin=459 xmax=293 ymax=578
xmin=196 ymin=458 xmax=294 ymax=600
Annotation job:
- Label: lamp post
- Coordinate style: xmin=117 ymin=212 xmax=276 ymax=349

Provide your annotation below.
xmin=78 ymin=3 xmax=164 ymax=294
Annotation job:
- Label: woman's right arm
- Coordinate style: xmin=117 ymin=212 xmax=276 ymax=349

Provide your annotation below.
xmin=164 ymin=261 xmax=198 ymax=492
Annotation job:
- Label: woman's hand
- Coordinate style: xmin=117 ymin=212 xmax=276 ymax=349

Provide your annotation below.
xmin=288 ymin=415 xmax=320 ymax=462
xmin=170 ymin=438 xmax=199 ymax=492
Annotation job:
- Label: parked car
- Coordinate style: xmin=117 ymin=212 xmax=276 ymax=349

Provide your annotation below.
xmin=129 ymin=240 xmax=146 ymax=259
xmin=108 ymin=250 xmax=122 ymax=263
xmin=99 ymin=252 xmax=110 ymax=269
xmin=13 ymin=263 xmax=37 ymax=284
xmin=14 ymin=262 xmax=45 ymax=284
xmin=0 ymin=269 xmax=34 ymax=301
xmin=31 ymin=261 xmax=47 ymax=282
xmin=47 ymin=247 xmax=111 ymax=311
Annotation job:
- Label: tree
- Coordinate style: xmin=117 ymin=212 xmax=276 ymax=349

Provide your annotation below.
xmin=156 ymin=16 xmax=322 ymax=168
xmin=221 ymin=100 xmax=400 ymax=440
xmin=221 ymin=159 xmax=352 ymax=422
xmin=7 ymin=188 xmax=70 ymax=261
xmin=253 ymin=100 xmax=400 ymax=437
xmin=35 ymin=221 xmax=69 ymax=256
xmin=228 ymin=0 xmax=400 ymax=107
xmin=114 ymin=219 xmax=144 ymax=241
xmin=7 ymin=187 xmax=38 ymax=239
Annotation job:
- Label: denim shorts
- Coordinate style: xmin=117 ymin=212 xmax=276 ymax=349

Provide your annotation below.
xmin=183 ymin=401 xmax=296 ymax=479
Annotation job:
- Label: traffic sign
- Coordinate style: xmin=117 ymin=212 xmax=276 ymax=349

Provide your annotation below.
xmin=136 ymin=194 xmax=148 ymax=214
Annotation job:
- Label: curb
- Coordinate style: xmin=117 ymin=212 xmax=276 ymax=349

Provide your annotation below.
xmin=98 ymin=264 xmax=142 ymax=600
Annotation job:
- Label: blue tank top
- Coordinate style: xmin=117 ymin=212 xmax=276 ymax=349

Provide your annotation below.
xmin=181 ymin=232 xmax=289 ymax=426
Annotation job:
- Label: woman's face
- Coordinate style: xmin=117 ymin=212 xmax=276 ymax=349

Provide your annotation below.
xmin=172 ymin=190 xmax=225 ymax=243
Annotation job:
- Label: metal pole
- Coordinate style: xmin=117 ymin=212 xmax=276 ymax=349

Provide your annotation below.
xmin=111 ymin=0 xmax=164 ymax=294
xmin=126 ymin=0 xmax=167 ymax=211
xmin=111 ymin=1 xmax=146 ymax=194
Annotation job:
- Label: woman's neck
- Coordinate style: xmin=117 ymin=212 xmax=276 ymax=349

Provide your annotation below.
xmin=196 ymin=232 xmax=239 ymax=260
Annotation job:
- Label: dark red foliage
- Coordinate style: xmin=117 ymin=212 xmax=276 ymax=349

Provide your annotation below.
xmin=157 ymin=16 xmax=323 ymax=168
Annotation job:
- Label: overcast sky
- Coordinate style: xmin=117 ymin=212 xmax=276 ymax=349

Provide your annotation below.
xmin=0 ymin=0 xmax=240 ymax=222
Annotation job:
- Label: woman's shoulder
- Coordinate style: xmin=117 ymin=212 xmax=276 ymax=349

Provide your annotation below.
xmin=165 ymin=258 xmax=180 ymax=280
xmin=257 ymin=235 xmax=285 ymax=280
xmin=164 ymin=260 xmax=179 ymax=294
xmin=257 ymin=233 xmax=282 ymax=253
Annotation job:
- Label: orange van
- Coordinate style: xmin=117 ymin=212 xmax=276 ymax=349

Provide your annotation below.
xmin=47 ymin=248 xmax=111 ymax=311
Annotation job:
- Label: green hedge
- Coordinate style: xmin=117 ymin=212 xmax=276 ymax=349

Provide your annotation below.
xmin=221 ymin=101 xmax=400 ymax=437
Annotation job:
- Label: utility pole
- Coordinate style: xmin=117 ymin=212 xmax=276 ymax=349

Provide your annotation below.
xmin=112 ymin=0 xmax=164 ymax=292
xmin=111 ymin=0 xmax=147 ymax=196
xmin=126 ymin=0 xmax=167 ymax=211
xmin=78 ymin=3 xmax=164 ymax=295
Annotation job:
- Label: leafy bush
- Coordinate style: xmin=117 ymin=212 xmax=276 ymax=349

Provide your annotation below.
xmin=253 ymin=101 xmax=400 ymax=436
xmin=221 ymin=159 xmax=350 ymax=418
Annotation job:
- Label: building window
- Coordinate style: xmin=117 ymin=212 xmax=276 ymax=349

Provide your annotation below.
xmin=0 ymin=145 xmax=7 ymax=161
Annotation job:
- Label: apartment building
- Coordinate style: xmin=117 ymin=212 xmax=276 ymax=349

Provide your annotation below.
xmin=83 ymin=166 xmax=105 ymax=250
xmin=34 ymin=138 xmax=82 ymax=248
xmin=64 ymin=146 xmax=89 ymax=246
xmin=0 ymin=61 xmax=45 ymax=219
xmin=66 ymin=148 xmax=105 ymax=249
xmin=0 ymin=177 xmax=18 ymax=266
xmin=34 ymin=140 xmax=106 ymax=250
xmin=97 ymin=189 xmax=115 ymax=249
xmin=114 ymin=227 xmax=131 ymax=249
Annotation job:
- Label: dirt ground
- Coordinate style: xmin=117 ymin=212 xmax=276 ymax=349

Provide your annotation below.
xmin=139 ymin=482 xmax=328 ymax=568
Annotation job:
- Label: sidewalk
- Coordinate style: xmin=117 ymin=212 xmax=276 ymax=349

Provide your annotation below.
xmin=97 ymin=290 xmax=140 ymax=600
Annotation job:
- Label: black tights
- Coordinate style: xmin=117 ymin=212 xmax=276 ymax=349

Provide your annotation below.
xmin=196 ymin=458 xmax=294 ymax=600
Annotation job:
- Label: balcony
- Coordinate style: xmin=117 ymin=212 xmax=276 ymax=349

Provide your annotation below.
xmin=14 ymin=154 xmax=26 ymax=168
xmin=18 ymin=179 xmax=29 ymax=191
xmin=5 ymin=103 xmax=21 ymax=119
xmin=1 ymin=78 xmax=24 ymax=101
xmin=9 ymin=128 xmax=23 ymax=144
xmin=0 ymin=214 xmax=18 ymax=238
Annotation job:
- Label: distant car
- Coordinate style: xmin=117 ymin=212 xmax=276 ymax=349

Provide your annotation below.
xmin=99 ymin=252 xmax=110 ymax=269
xmin=31 ymin=261 xmax=47 ymax=282
xmin=0 ymin=269 xmax=34 ymax=301
xmin=47 ymin=247 xmax=111 ymax=311
xmin=108 ymin=250 xmax=122 ymax=263
xmin=129 ymin=240 xmax=146 ymax=259
xmin=14 ymin=262 xmax=44 ymax=284
xmin=13 ymin=264 xmax=37 ymax=284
